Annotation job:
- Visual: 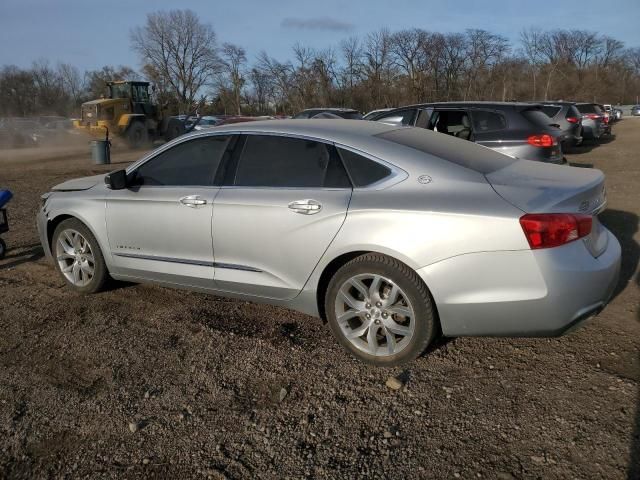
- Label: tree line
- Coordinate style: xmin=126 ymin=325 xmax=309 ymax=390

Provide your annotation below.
xmin=1 ymin=9 xmax=639 ymax=118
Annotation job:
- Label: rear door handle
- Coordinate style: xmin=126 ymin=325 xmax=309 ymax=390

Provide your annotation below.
xmin=179 ymin=195 xmax=207 ymax=207
xmin=288 ymin=199 xmax=322 ymax=215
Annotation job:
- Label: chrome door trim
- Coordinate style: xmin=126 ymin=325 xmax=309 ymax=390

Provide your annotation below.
xmin=113 ymin=252 xmax=262 ymax=272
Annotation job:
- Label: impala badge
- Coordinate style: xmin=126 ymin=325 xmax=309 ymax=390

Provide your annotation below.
xmin=418 ymin=175 xmax=433 ymax=185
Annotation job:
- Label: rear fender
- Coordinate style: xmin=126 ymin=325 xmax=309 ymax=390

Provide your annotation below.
xmin=118 ymin=114 xmax=146 ymax=133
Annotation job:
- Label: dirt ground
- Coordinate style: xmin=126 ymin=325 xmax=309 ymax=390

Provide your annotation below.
xmin=0 ymin=122 xmax=638 ymax=480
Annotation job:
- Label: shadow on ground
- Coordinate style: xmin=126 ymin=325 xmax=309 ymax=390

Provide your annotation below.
xmin=598 ymin=209 xmax=640 ymax=300
xmin=0 ymin=244 xmax=44 ymax=271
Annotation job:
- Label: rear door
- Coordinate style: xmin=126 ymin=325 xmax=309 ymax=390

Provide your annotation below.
xmin=212 ymin=134 xmax=352 ymax=299
xmin=106 ymin=135 xmax=231 ymax=286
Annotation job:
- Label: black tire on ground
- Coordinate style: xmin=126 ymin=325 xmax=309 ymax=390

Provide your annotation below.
xmin=0 ymin=238 xmax=6 ymax=259
xmin=126 ymin=121 xmax=149 ymax=149
xmin=325 ymin=253 xmax=438 ymax=367
xmin=52 ymin=218 xmax=109 ymax=294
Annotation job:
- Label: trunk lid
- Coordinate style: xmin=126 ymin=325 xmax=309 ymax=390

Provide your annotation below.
xmin=486 ymin=160 xmax=608 ymax=257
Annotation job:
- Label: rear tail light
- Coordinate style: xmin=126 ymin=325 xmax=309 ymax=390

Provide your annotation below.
xmin=519 ymin=213 xmax=592 ymax=249
xmin=584 ymin=113 xmax=600 ymax=120
xmin=527 ymin=134 xmax=556 ymax=148
xmin=566 ymin=116 xmax=580 ymax=124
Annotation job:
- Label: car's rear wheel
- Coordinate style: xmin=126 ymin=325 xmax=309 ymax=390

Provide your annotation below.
xmin=325 ymin=253 xmax=437 ymax=366
xmin=53 ymin=218 xmax=108 ymax=294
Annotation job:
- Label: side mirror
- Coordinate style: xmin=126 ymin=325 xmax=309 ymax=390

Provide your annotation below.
xmin=105 ymin=169 xmax=127 ymax=190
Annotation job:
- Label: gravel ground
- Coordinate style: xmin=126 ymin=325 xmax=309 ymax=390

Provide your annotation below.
xmin=0 ymin=122 xmax=639 ymax=480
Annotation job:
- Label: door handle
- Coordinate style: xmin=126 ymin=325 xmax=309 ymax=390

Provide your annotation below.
xmin=179 ymin=195 xmax=207 ymax=207
xmin=288 ymin=199 xmax=322 ymax=215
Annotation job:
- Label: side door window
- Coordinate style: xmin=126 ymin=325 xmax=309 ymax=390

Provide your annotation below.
xmin=429 ymin=110 xmax=473 ymax=141
xmin=414 ymin=108 xmax=434 ymax=128
xmin=232 ymin=135 xmax=350 ymax=188
xmin=133 ymin=136 xmax=230 ymax=187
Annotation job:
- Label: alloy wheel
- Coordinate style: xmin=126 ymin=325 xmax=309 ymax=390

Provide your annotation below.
xmin=334 ymin=273 xmax=415 ymax=356
xmin=55 ymin=228 xmax=95 ymax=287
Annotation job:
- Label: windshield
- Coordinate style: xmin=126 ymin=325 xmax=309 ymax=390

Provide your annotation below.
xmin=109 ymin=83 xmax=130 ymax=99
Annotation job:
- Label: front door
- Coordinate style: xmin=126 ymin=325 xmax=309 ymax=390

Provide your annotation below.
xmin=106 ymin=135 xmax=231 ymax=287
xmin=212 ymin=134 xmax=353 ymax=300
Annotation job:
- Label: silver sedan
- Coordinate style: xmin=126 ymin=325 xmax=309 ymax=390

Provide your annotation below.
xmin=36 ymin=120 xmax=621 ymax=366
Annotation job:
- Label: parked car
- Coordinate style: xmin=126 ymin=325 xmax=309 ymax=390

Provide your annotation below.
xmin=539 ymin=102 xmax=583 ymax=151
xmin=190 ymin=116 xmax=223 ymax=130
xmin=596 ymin=104 xmax=613 ymax=136
xmin=612 ymin=108 xmax=623 ymax=120
xmin=37 ymin=120 xmax=620 ymax=366
xmin=363 ymin=108 xmax=394 ymax=120
xmin=575 ymin=103 xmax=606 ymax=141
xmin=293 ymin=108 xmax=363 ymax=120
xmin=215 ymin=116 xmax=273 ymax=126
xmin=368 ymin=102 xmax=565 ymax=164
xmin=631 ymin=105 xmax=640 ymax=116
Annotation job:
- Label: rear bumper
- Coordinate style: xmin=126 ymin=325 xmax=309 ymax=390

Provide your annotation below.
xmin=417 ymin=229 xmax=621 ymax=337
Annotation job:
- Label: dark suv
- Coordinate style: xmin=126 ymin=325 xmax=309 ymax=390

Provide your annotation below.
xmin=293 ymin=108 xmax=363 ymax=120
xmin=368 ymin=102 xmax=565 ymax=164
xmin=575 ymin=103 xmax=605 ymax=141
xmin=539 ymin=102 xmax=583 ymax=151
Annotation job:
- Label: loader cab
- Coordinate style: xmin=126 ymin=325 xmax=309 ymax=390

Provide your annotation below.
xmin=107 ymin=81 xmax=156 ymax=117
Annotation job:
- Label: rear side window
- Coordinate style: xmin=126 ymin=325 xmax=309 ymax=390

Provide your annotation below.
xmin=541 ymin=106 xmax=561 ymax=118
xmin=134 ymin=136 xmax=229 ymax=186
xmin=338 ymin=148 xmax=391 ymax=187
xmin=375 ymin=128 xmax=515 ymax=175
xmin=521 ymin=108 xmax=554 ymax=127
xmin=233 ymin=135 xmax=350 ymax=188
xmin=471 ymin=110 xmax=507 ymax=132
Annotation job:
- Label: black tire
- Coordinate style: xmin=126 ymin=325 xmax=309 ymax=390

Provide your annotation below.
xmin=52 ymin=218 xmax=109 ymax=294
xmin=0 ymin=238 xmax=6 ymax=259
xmin=164 ymin=119 xmax=184 ymax=141
xmin=325 ymin=253 xmax=437 ymax=367
xmin=126 ymin=121 xmax=149 ymax=149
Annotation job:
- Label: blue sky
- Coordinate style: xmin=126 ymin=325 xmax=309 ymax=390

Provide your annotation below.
xmin=1 ymin=0 xmax=638 ymax=72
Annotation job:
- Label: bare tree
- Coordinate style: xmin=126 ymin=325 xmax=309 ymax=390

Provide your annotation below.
xmin=130 ymin=9 xmax=219 ymax=112
xmin=218 ymin=43 xmax=247 ymax=115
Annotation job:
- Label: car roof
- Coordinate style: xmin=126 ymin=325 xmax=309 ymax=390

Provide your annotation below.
xmin=194 ymin=119 xmax=396 ymax=139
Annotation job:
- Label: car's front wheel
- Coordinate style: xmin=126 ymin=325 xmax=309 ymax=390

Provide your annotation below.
xmin=325 ymin=253 xmax=437 ymax=366
xmin=53 ymin=218 xmax=108 ymax=294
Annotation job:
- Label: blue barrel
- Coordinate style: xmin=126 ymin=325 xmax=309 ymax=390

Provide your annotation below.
xmin=90 ymin=140 xmax=111 ymax=165
xmin=0 ymin=189 xmax=12 ymax=208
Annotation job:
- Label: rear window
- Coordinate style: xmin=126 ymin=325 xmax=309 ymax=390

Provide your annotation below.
xmin=541 ymin=106 xmax=561 ymax=118
xmin=576 ymin=104 xmax=600 ymax=114
xmin=521 ymin=108 xmax=554 ymax=127
xmin=375 ymin=128 xmax=516 ymax=175
xmin=566 ymin=106 xmax=581 ymax=119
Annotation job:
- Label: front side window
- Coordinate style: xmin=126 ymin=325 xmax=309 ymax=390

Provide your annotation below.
xmin=133 ymin=136 xmax=230 ymax=186
xmin=233 ymin=135 xmax=350 ymax=188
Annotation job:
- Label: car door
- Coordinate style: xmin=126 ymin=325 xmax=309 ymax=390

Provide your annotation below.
xmin=212 ymin=133 xmax=352 ymax=300
xmin=106 ymin=135 xmax=231 ymax=287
